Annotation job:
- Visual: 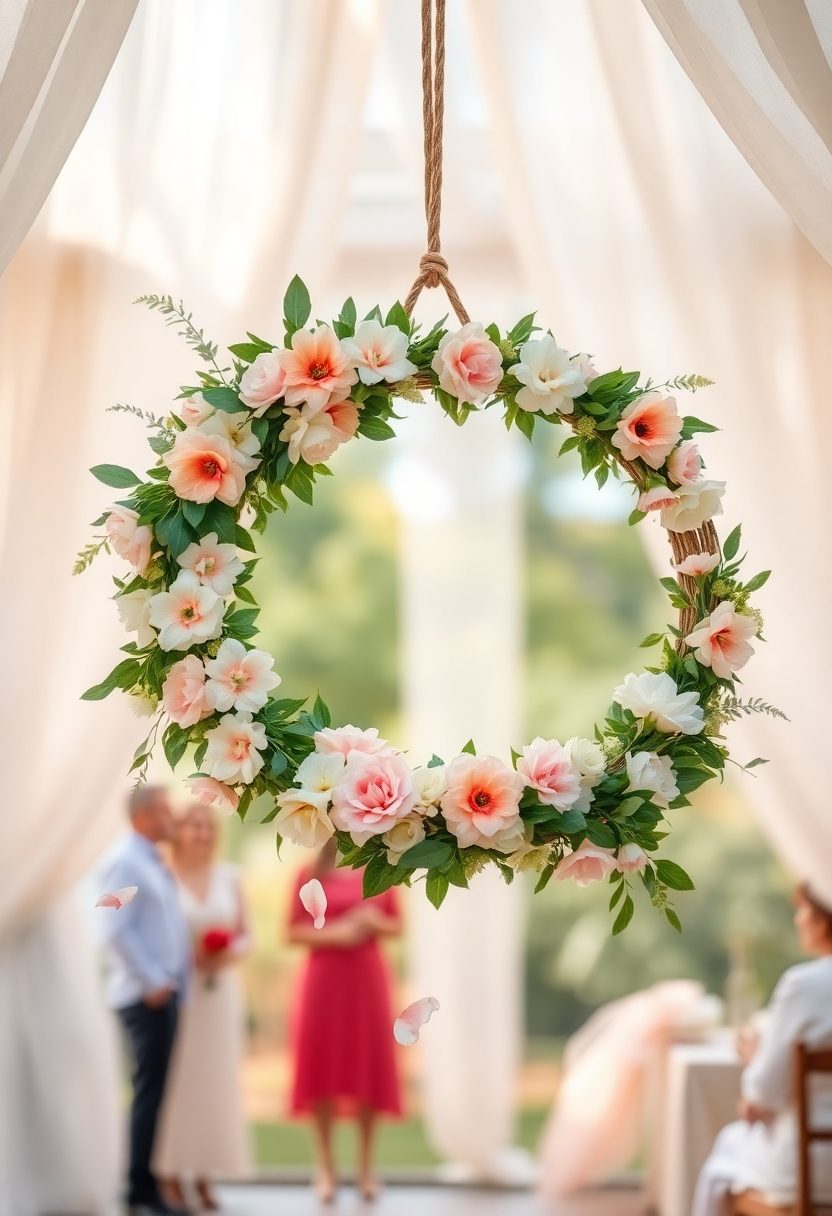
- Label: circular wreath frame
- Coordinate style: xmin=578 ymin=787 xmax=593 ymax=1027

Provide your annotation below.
xmin=78 ymin=275 xmax=776 ymax=931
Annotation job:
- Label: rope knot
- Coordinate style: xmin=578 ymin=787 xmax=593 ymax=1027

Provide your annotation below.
xmin=419 ymin=251 xmax=448 ymax=287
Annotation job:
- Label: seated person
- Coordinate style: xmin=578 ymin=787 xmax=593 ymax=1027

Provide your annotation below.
xmin=693 ymin=884 xmax=832 ymax=1216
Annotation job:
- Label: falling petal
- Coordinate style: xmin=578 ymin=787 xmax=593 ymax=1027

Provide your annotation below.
xmin=299 ymin=878 xmax=327 ymax=929
xmin=393 ymin=996 xmax=440 ymax=1045
xmin=96 ymin=885 xmax=138 ymax=910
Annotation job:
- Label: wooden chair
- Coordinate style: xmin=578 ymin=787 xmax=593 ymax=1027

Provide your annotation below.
xmin=729 ymin=1043 xmax=832 ymax=1216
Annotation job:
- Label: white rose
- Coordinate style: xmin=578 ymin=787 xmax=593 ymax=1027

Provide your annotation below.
xmin=612 ymin=672 xmax=704 ymax=735
xmin=383 ymin=813 xmax=426 ymax=864
xmin=116 ymin=588 xmax=156 ymax=649
xmin=660 ymin=479 xmax=725 ymax=534
xmin=295 ymin=751 xmax=346 ymax=795
xmin=274 ymin=788 xmax=334 ymax=849
xmin=412 ymin=764 xmax=447 ymax=813
xmin=563 ymin=737 xmax=605 ymax=784
xmin=625 ymin=750 xmax=680 ymax=809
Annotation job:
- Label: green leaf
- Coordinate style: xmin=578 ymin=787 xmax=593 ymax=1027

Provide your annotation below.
xmin=558 ymin=809 xmax=587 ymax=836
xmin=81 ymin=657 xmax=142 ymax=701
xmin=744 ymin=757 xmax=769 ymax=770
xmin=202 ymin=500 xmax=237 ymax=544
xmin=665 ymin=907 xmax=682 ymax=932
xmin=723 ymin=525 xmax=742 ymax=560
xmin=90 ymin=463 xmax=141 ymax=489
xmin=744 ymin=570 xmax=771 ymax=593
xmin=609 ymin=880 xmax=625 ymax=910
xmin=655 ymin=859 xmax=695 ymax=891
xmin=681 ymin=415 xmax=719 ymax=437
xmin=228 ymin=340 xmax=273 ymax=362
xmin=270 ymin=749 xmax=289 ymax=777
xmin=235 ymin=524 xmax=257 ymax=553
xmin=586 ymin=820 xmax=618 ymax=848
xmin=385 ymin=301 xmax=411 ymax=335
xmin=363 ymin=853 xmax=402 ymax=898
xmin=507 ymin=312 xmax=536 ymax=346
xmin=284 ymin=275 xmax=311 ymax=331
xmin=614 ymin=796 xmax=645 ymax=819
xmin=181 ymin=500 xmax=206 ymax=529
xmin=202 ymin=386 xmax=246 ymax=414
xmin=426 ymin=871 xmax=450 ymax=909
xmin=156 ymin=512 xmax=195 ymax=558
xmin=311 ymin=693 xmax=331 ymax=729
xmin=339 ymin=297 xmax=357 ymax=332
xmin=162 ymin=723 xmax=189 ymax=770
xmin=427 ymin=754 xmax=444 ymax=768
xmin=397 ymin=838 xmax=453 ymax=871
xmin=514 ymin=408 xmax=535 ymax=441
xmin=612 ymin=893 xmax=634 ymax=935
xmin=628 ymin=508 xmax=646 ymax=527
xmin=640 ymin=633 xmax=664 ymax=648
xmin=535 ymin=863 xmax=556 ymax=893
xmin=358 ymin=415 xmax=396 ymax=442
xmin=461 ymin=739 xmax=476 ymax=756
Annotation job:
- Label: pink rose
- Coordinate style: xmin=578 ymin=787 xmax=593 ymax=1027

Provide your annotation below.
xmin=637 ymin=485 xmax=678 ymax=514
xmin=431 ymin=323 xmax=504 ymax=406
xmin=314 ymin=725 xmax=396 ymax=759
xmin=185 ymin=775 xmax=240 ymax=814
xmin=162 ymin=654 xmax=212 ymax=727
xmin=554 ymin=840 xmax=618 ymax=887
xmin=238 ymin=351 xmax=285 ymax=414
xmin=612 ymin=392 xmax=683 ymax=469
xmin=330 ymin=752 xmax=416 ymax=836
xmin=617 ymin=843 xmax=648 ymax=874
xmin=106 ymin=506 xmax=152 ymax=575
xmin=516 ymin=737 xmax=581 ymax=810
xmin=666 ymin=440 xmax=701 ymax=486
xmin=440 ymin=754 xmax=524 ymax=848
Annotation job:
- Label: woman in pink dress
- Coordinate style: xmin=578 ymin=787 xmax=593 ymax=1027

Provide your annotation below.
xmin=287 ymin=839 xmax=402 ymax=1202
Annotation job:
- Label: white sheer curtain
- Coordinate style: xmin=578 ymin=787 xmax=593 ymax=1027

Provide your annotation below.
xmin=642 ymin=0 xmax=832 ymax=265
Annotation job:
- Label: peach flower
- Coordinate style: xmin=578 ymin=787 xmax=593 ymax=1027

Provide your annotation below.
xmin=105 ymin=506 xmax=153 ymax=575
xmin=314 ymin=725 xmax=396 ymax=759
xmin=637 ymin=485 xmax=678 ymax=513
xmin=279 ymin=326 xmax=357 ymax=410
xmin=431 ymin=322 xmax=503 ymax=406
xmin=185 ymin=775 xmax=240 ymax=814
xmin=204 ymin=711 xmax=267 ymax=784
xmin=274 ymin=788 xmax=334 ymax=849
xmin=617 ymin=843 xmax=648 ymax=874
xmin=164 ymin=426 xmax=259 ymax=506
xmin=660 ymin=479 xmax=725 ymax=533
xmin=280 ymin=403 xmax=341 ymax=466
xmin=666 ymin=440 xmax=701 ymax=486
xmin=325 ymin=399 xmax=360 ymax=442
xmin=330 ymin=752 xmax=416 ymax=837
xmin=685 ymin=600 xmax=757 ymax=680
xmin=612 ymin=392 xmax=683 ymax=469
xmin=148 ymin=571 xmax=224 ymax=651
xmin=516 ymin=737 xmax=581 ymax=810
xmin=673 ymin=551 xmax=720 ymax=577
xmin=341 ymin=319 xmax=416 ymax=385
xmin=204 ymin=638 xmax=281 ymax=713
xmin=162 ymin=654 xmax=212 ymax=727
xmin=238 ymin=350 xmax=285 ymax=414
xmin=509 ymin=335 xmax=586 ymax=415
xmin=178 ymin=394 xmax=214 ymax=426
xmin=116 ymin=588 xmax=156 ymax=648
xmin=177 ymin=531 xmax=244 ymax=596
xmin=554 ymin=840 xmax=618 ymax=887
xmin=440 ymin=754 xmax=524 ymax=848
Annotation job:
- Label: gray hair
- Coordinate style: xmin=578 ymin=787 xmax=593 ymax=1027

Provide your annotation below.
xmin=127 ymin=784 xmax=166 ymax=819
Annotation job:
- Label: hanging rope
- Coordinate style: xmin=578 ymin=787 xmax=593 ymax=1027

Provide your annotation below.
xmin=403 ymin=0 xmax=471 ymax=325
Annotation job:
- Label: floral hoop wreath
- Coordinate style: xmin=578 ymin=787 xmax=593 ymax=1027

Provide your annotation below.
xmin=77 ymin=276 xmax=780 ymax=931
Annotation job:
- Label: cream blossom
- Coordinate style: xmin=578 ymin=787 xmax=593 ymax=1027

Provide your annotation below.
xmin=516 ymin=737 xmax=581 ymax=810
xmin=162 ymin=655 xmax=212 ymax=728
xmin=488 ymin=819 xmax=531 ymax=855
xmin=185 ymin=775 xmax=240 ymax=814
xmin=274 ymin=788 xmax=334 ymax=849
xmin=666 ymin=440 xmax=701 ymax=486
xmin=673 ymin=551 xmax=720 ymax=577
xmin=412 ymin=764 xmax=447 ymax=812
xmin=440 ymin=754 xmax=524 ymax=848
xmin=178 ymin=393 xmax=214 ymax=426
xmin=177 ymin=532 xmax=244 ymax=596
xmin=330 ymin=752 xmax=416 ymax=837
xmin=660 ymin=479 xmax=725 ymax=533
xmin=612 ymin=392 xmax=683 ymax=469
xmin=204 ymin=638 xmax=281 ymax=713
xmin=295 ymin=751 xmax=346 ymax=794
xmin=383 ymin=813 xmax=426 ymax=864
xmin=204 ymin=711 xmax=267 ymax=784
xmin=279 ymin=326 xmax=357 ymax=410
xmin=564 ymin=736 xmax=606 ymax=812
xmin=116 ymin=588 xmax=156 ymax=648
xmin=555 ymin=840 xmax=618 ymax=887
xmin=238 ymin=350 xmax=285 ymax=413
xmin=509 ymin=335 xmax=586 ymax=415
xmin=572 ymin=353 xmax=598 ymax=383
xmin=617 ymin=843 xmax=648 ymax=874
xmin=685 ymin=601 xmax=757 ymax=680
xmin=341 ymin=319 xmax=416 ymax=385
xmin=638 ymin=485 xmax=678 ymax=514
xmin=164 ymin=426 xmax=259 ymax=506
xmin=613 ymin=671 xmax=704 ymax=735
xmin=105 ymin=506 xmax=153 ymax=575
xmin=314 ymin=725 xmax=396 ymax=759
xmin=148 ymin=571 xmax=224 ymax=652
xmin=280 ymin=403 xmax=341 ymax=466
xmin=199 ymin=411 xmax=261 ymax=458
xmin=431 ymin=322 xmax=503 ymax=406
xmin=625 ymin=750 xmax=679 ymax=809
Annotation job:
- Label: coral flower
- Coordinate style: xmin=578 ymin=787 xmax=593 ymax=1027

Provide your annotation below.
xmin=162 ymin=654 xmax=212 ymax=727
xmin=148 ymin=571 xmax=224 ymax=652
xmin=204 ymin=711 xmax=267 ymax=784
xmin=554 ymin=840 xmax=618 ymax=887
xmin=516 ymin=737 xmax=581 ymax=810
xmin=685 ymin=601 xmax=757 ymax=680
xmin=431 ymin=322 xmax=504 ymax=406
xmin=279 ymin=326 xmax=357 ymax=410
xmin=106 ymin=505 xmax=153 ymax=575
xmin=185 ymin=775 xmax=240 ymax=814
xmin=164 ymin=426 xmax=259 ymax=506
xmin=341 ymin=319 xmax=417 ymax=385
xmin=204 ymin=638 xmax=281 ymax=713
xmin=177 ymin=531 xmax=244 ymax=596
xmin=612 ymin=392 xmax=683 ymax=469
xmin=440 ymin=754 xmax=524 ymax=848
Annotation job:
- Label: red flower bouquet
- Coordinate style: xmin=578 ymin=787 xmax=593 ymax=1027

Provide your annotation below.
xmin=200 ymin=926 xmax=233 ymax=988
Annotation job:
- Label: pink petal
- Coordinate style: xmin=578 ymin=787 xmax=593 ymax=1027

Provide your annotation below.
xmin=96 ymin=885 xmax=138 ymax=910
xmin=299 ymin=878 xmax=327 ymax=929
xmin=393 ymin=996 xmax=440 ymax=1046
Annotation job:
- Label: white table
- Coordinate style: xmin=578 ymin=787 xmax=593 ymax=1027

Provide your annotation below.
xmin=648 ymin=1037 xmax=743 ymax=1216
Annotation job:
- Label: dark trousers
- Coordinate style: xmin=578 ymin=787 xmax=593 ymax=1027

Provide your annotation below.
xmin=118 ymin=998 xmax=179 ymax=1206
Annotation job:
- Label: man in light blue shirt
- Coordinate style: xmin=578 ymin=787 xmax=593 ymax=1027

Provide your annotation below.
xmin=99 ymin=786 xmax=191 ymax=1215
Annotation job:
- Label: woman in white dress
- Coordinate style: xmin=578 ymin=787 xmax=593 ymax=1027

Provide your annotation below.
xmin=154 ymin=803 xmax=251 ymax=1211
xmin=693 ymin=884 xmax=832 ymax=1216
